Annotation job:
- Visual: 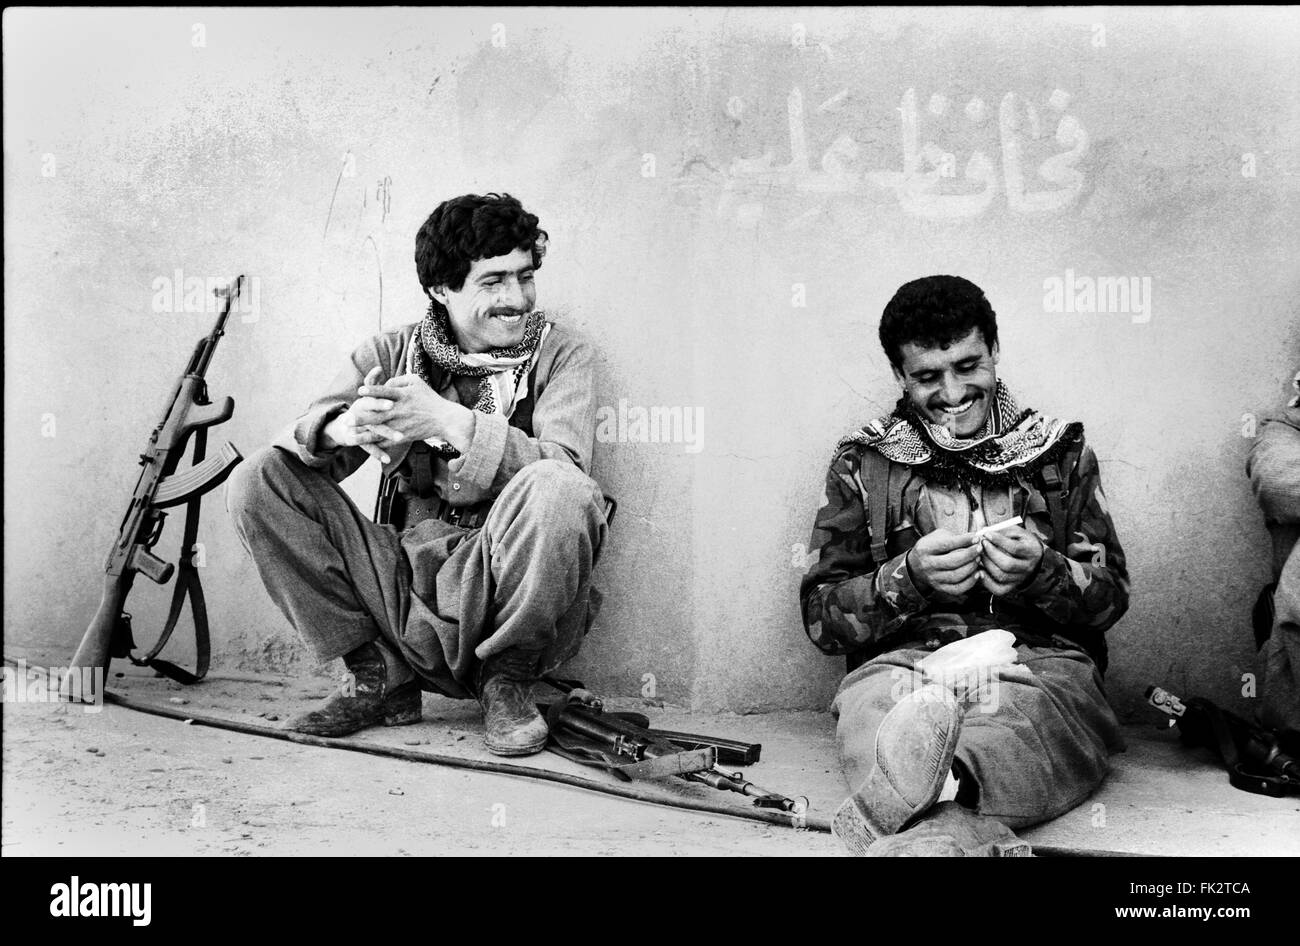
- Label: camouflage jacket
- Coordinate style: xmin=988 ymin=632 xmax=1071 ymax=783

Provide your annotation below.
xmin=798 ymin=428 xmax=1130 ymax=673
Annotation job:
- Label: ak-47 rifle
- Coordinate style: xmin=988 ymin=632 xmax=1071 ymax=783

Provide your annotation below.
xmin=541 ymin=677 xmax=810 ymax=816
xmin=1147 ymin=685 xmax=1300 ymax=796
xmin=65 ymin=276 xmax=246 ymax=701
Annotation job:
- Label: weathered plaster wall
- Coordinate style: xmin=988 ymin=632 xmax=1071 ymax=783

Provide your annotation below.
xmin=6 ymin=8 xmax=1299 ymax=719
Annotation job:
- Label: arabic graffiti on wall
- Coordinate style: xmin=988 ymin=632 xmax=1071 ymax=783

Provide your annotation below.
xmin=683 ymin=85 xmax=1089 ymax=226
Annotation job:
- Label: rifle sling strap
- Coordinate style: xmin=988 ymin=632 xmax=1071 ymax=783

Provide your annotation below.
xmin=863 ymin=449 xmax=893 ymax=565
xmin=132 ymin=428 xmax=212 ymax=686
xmin=1038 ymin=462 xmax=1068 ymax=555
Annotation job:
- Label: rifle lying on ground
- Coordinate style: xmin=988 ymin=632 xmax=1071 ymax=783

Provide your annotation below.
xmin=541 ymin=677 xmax=810 ymax=815
xmin=1146 ymin=685 xmax=1300 ymax=796
xmin=65 ymin=276 xmax=246 ymax=700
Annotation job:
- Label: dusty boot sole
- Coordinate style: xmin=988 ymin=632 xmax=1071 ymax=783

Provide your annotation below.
xmin=483 ymin=741 xmax=547 ymax=757
xmin=832 ymin=797 xmax=880 ymax=856
xmin=483 ymin=722 xmax=549 ymax=757
xmin=835 ymin=685 xmax=963 ymax=855
xmin=992 ymin=839 xmax=1034 ymax=856
xmin=881 ymin=686 xmax=963 ymax=834
xmin=871 ymin=833 xmax=1034 ymax=857
xmin=864 ymin=802 xmax=1035 ymax=857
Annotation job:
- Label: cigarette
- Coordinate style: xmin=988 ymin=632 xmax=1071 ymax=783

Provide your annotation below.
xmin=976 ymin=516 xmax=1023 ymax=537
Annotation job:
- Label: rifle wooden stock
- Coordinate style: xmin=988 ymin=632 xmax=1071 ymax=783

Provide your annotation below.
xmin=65 ymin=574 xmax=135 ymax=700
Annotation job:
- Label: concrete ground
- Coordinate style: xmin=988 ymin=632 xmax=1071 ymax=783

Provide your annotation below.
xmin=4 ymin=650 xmax=1298 ymax=857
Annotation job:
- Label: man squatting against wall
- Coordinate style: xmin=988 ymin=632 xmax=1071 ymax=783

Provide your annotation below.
xmin=800 ymin=276 xmax=1132 ymax=856
xmin=226 ymin=193 xmax=607 ymax=756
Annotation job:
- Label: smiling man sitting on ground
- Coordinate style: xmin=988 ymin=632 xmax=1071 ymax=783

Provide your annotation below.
xmin=799 ymin=275 xmax=1130 ymax=855
xmin=226 ymin=192 xmax=606 ymax=756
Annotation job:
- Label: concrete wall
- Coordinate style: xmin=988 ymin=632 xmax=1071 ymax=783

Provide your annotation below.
xmin=6 ymin=8 xmax=1299 ymax=719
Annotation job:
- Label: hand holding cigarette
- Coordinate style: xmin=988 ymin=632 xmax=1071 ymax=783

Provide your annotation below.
xmin=906 ymin=528 xmax=984 ymax=596
xmin=977 ymin=518 xmax=1045 ymax=596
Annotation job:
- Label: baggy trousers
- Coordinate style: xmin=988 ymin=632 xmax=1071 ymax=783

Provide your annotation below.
xmin=225 ymin=446 xmax=607 ymax=699
xmin=832 ymin=643 xmax=1123 ymax=830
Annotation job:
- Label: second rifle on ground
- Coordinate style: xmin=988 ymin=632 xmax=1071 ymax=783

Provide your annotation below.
xmin=540 ymin=677 xmax=810 ymax=816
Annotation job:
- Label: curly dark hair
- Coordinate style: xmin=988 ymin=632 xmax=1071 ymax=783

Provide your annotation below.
xmin=414 ymin=193 xmax=548 ymax=306
xmin=879 ymin=275 xmax=999 ymax=369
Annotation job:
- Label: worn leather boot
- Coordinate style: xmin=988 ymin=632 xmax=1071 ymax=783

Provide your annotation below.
xmin=478 ymin=648 xmax=549 ymax=756
xmin=866 ymin=802 xmax=1033 ymax=857
xmin=833 ymin=683 xmax=963 ymax=856
xmin=284 ymin=641 xmax=421 ymax=737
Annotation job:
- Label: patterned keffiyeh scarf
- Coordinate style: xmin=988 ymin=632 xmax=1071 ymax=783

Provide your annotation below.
xmin=409 ymin=302 xmax=549 ymax=418
xmin=837 ymin=381 xmax=1082 ymax=487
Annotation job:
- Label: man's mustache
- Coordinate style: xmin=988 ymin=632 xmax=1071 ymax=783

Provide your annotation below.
xmin=927 ymin=391 xmax=984 ymax=410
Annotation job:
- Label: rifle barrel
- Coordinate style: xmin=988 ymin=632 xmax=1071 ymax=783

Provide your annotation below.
xmin=687 ymin=768 xmax=809 ymax=813
xmin=193 ymin=275 xmax=243 ymax=379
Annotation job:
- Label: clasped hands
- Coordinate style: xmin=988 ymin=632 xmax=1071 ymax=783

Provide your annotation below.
xmin=321 ymin=366 xmax=474 ymax=465
xmin=906 ymin=524 xmax=1045 ymax=598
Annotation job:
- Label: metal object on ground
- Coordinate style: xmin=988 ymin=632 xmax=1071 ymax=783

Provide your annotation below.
xmin=541 ymin=677 xmax=809 ymax=815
